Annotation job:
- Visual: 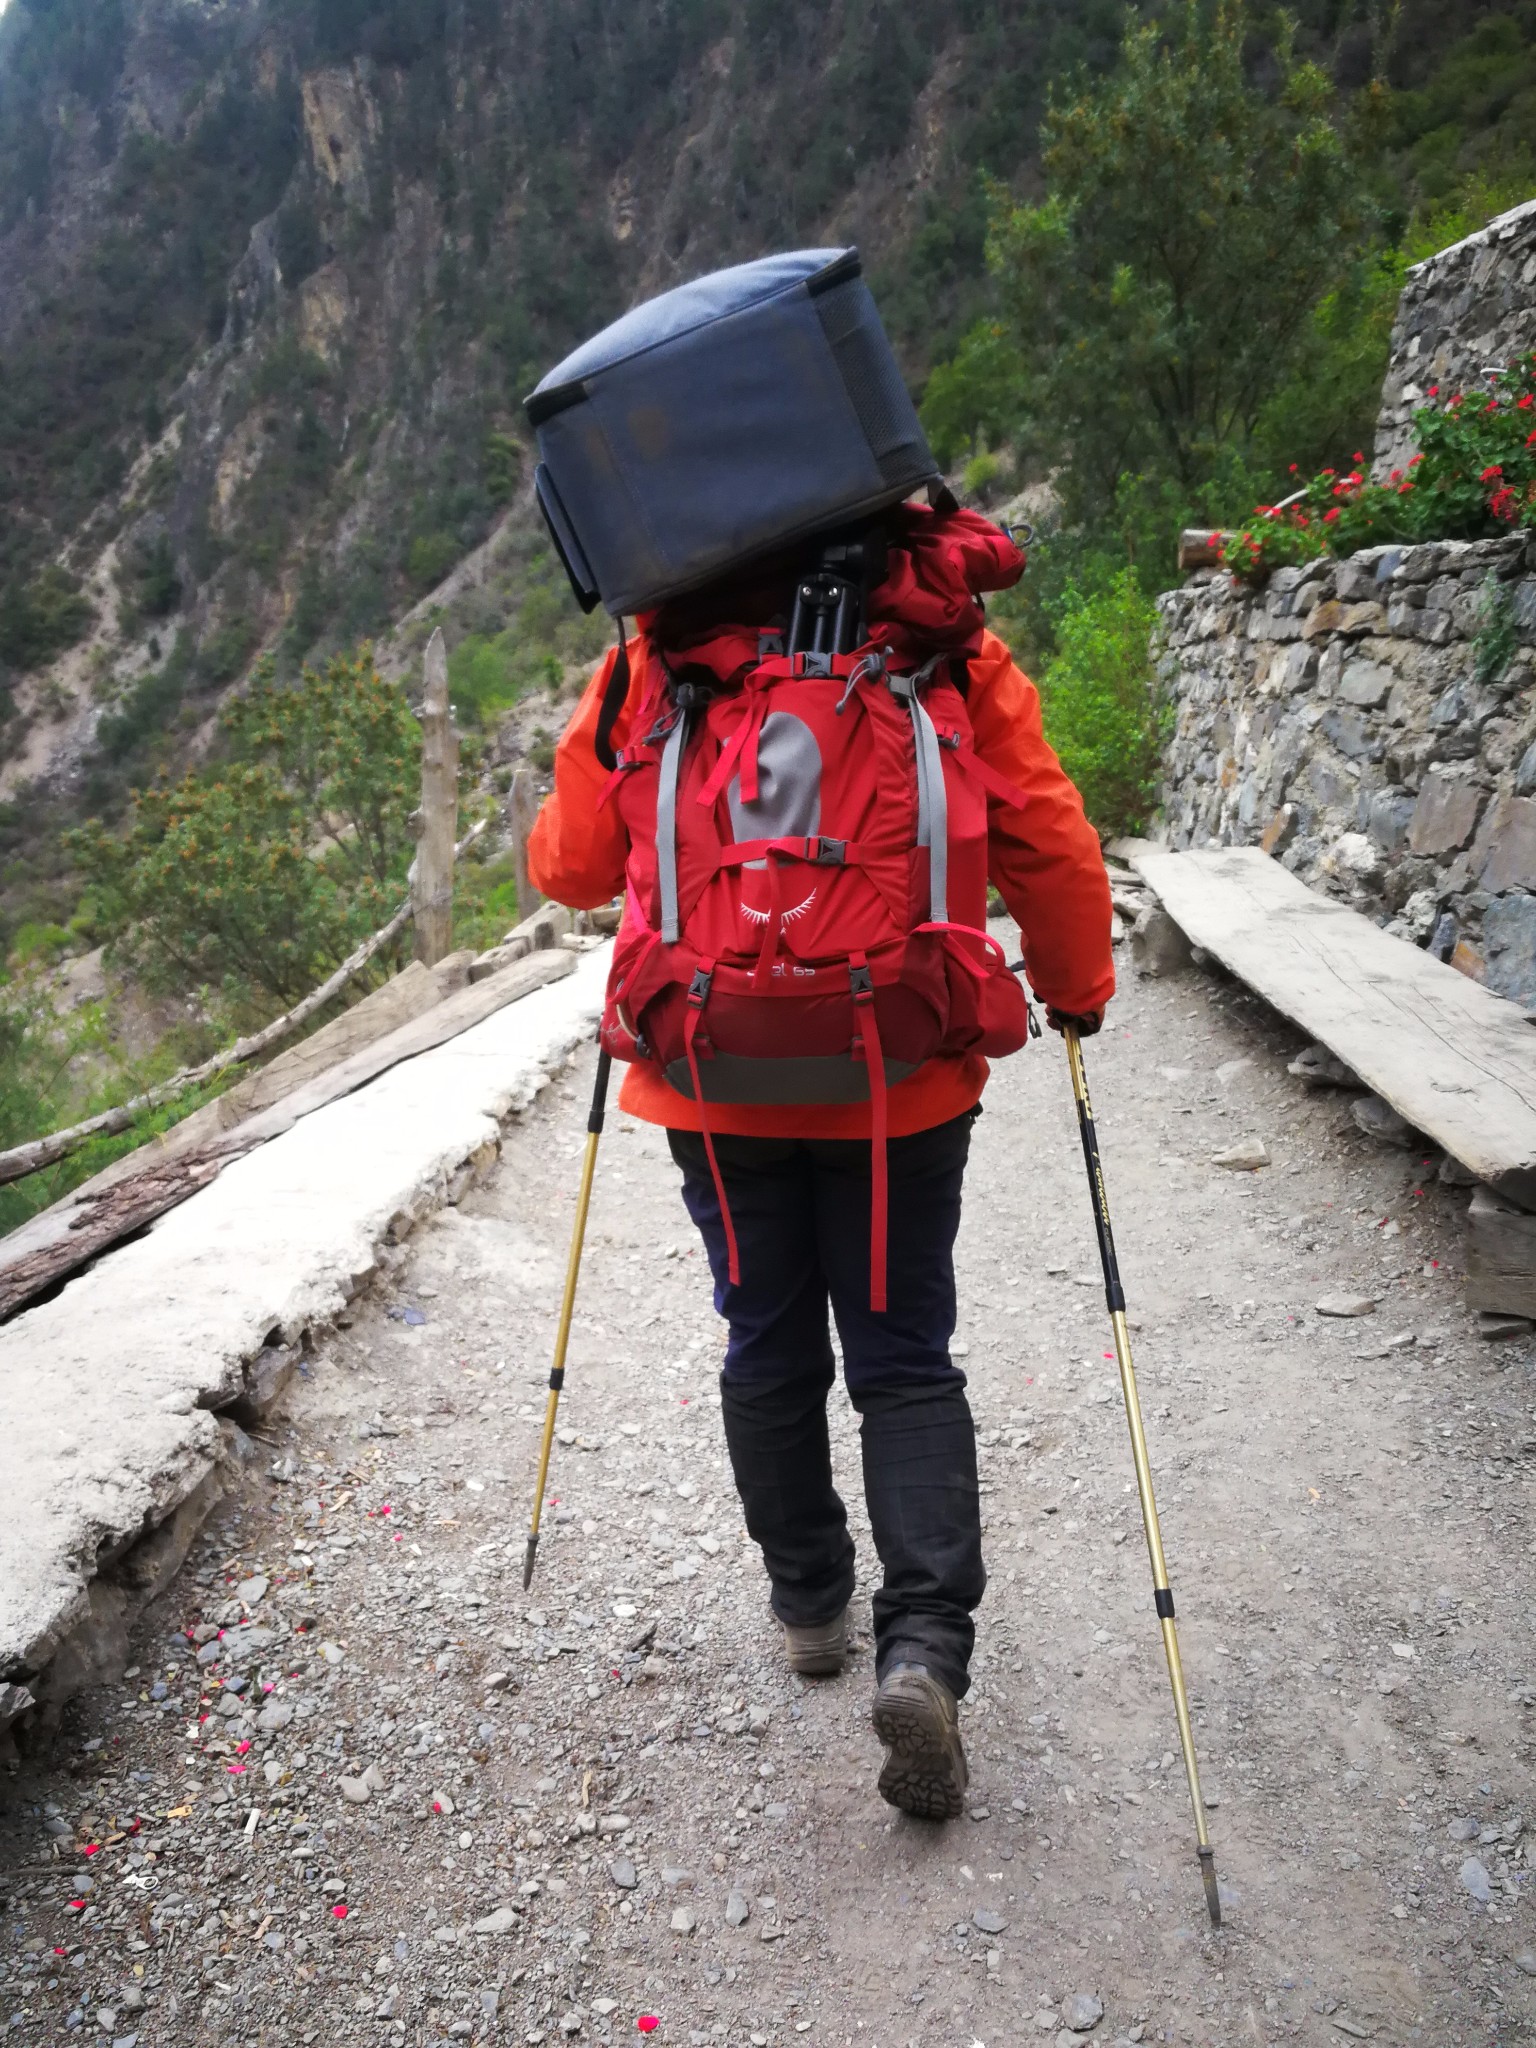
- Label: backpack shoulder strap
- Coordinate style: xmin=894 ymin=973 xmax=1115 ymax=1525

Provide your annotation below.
xmin=594 ymin=617 xmax=632 ymax=771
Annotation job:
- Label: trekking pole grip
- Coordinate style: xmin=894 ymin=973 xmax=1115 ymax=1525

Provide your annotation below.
xmin=1063 ymin=1027 xmax=1126 ymax=1316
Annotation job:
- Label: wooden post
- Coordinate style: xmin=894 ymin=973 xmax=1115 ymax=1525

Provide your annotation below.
xmin=414 ymin=626 xmax=458 ymax=967
xmin=1177 ymin=529 xmax=1230 ymax=572
xmin=510 ymin=766 xmax=541 ymax=924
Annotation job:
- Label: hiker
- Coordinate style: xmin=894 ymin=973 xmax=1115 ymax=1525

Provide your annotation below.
xmin=523 ymin=250 xmax=1115 ymax=1821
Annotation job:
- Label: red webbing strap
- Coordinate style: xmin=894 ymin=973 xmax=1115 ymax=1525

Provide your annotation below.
xmin=937 ymin=729 xmax=1031 ymax=813
xmin=914 ymin=919 xmax=1010 ymax=979
xmin=697 ymin=688 xmax=769 ymax=808
xmin=752 ymin=851 xmax=784 ymax=992
xmin=597 ymin=748 xmax=657 ymax=811
xmin=850 ymin=953 xmax=888 ymax=1314
xmin=715 ymin=836 xmax=865 ymax=869
xmin=683 ymin=964 xmax=740 ymax=1287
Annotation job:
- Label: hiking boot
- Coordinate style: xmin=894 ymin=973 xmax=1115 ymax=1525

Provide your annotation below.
xmin=871 ymin=1661 xmax=968 ymax=1820
xmin=781 ymin=1608 xmax=849 ymax=1677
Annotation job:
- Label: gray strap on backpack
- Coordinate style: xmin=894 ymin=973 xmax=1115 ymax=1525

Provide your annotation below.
xmin=911 ymin=693 xmax=949 ymax=926
xmin=656 ymin=710 xmax=689 ymax=944
xmin=892 ymin=656 xmax=949 ymax=927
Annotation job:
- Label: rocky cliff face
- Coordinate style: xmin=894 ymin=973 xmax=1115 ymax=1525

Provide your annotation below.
xmin=0 ymin=0 xmax=1072 ymax=807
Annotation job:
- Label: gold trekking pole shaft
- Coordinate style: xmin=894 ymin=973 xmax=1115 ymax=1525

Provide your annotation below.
xmin=1062 ymin=1025 xmax=1222 ymax=1928
xmin=523 ymin=1047 xmax=612 ymax=1591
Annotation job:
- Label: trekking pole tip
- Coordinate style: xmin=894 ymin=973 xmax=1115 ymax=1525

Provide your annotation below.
xmin=521 ymin=1532 xmax=540 ymax=1592
xmin=1198 ymin=1844 xmax=1222 ymax=1927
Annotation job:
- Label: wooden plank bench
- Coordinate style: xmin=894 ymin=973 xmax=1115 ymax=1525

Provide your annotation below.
xmin=1131 ymin=845 xmax=1536 ymax=1212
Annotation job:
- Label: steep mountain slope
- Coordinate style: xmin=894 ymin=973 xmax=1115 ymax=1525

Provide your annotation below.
xmin=0 ymin=0 xmax=1117 ymax=808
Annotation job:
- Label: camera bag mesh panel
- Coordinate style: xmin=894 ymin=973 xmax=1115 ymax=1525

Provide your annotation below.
xmin=525 ymin=248 xmax=938 ymax=617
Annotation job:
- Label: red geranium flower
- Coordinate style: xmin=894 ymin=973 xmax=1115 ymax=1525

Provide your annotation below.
xmin=1480 ymin=466 xmax=1505 ymax=482
xmin=1323 ymin=508 xmax=1340 ymax=524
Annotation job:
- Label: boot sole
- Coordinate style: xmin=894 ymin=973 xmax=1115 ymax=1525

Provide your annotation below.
xmin=871 ymin=1686 xmax=967 ymax=1821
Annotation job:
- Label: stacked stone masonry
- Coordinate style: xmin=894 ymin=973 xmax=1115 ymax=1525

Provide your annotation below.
xmin=1157 ymin=533 xmax=1536 ymax=1007
xmin=1373 ymin=198 xmax=1536 ymax=480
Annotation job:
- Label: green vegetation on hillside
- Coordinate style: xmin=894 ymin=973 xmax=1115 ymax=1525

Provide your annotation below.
xmin=71 ymin=651 xmax=421 ymax=1015
xmin=0 ymin=0 xmax=1533 ymax=952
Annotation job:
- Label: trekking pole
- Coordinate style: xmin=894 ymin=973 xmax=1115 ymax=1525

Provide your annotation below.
xmin=1061 ymin=1025 xmax=1223 ymax=1929
xmin=522 ymin=1047 xmax=612 ymax=1591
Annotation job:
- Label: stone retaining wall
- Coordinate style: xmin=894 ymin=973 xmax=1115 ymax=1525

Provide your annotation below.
xmin=1373 ymin=199 xmax=1536 ymax=479
xmin=1156 ymin=532 xmax=1536 ymax=1006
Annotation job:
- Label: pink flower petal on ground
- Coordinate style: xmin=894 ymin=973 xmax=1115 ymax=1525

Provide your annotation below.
xmin=235 ymin=1741 xmax=252 ymax=1754
xmin=637 ymin=2021 xmax=659 ymax=2036
xmin=227 ymin=1763 xmax=246 ymax=1775
xmin=332 ymin=1903 xmax=348 ymax=1919
xmin=67 ymin=1900 xmax=86 ymax=1912
xmin=82 ymin=1844 xmax=100 ymax=1856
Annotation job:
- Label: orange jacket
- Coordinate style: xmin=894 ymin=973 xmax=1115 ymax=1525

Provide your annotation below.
xmin=528 ymin=627 xmax=1115 ymax=1136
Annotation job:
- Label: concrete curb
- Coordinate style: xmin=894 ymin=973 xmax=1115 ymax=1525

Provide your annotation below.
xmin=0 ymin=946 xmax=608 ymax=1740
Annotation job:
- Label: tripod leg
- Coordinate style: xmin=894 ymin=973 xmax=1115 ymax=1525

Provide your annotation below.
xmin=1062 ymin=1026 xmax=1222 ymax=1928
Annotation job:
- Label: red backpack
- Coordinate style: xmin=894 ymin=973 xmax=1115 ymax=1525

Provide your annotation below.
xmin=597 ymin=506 xmax=1033 ymax=1308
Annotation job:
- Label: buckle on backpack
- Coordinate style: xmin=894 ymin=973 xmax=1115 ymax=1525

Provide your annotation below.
xmin=886 ymin=670 xmax=915 ymax=702
xmin=793 ymin=651 xmax=834 ymax=679
xmin=848 ymin=963 xmax=874 ymax=1000
xmin=810 ymin=837 xmax=847 ymax=865
xmin=687 ymin=966 xmax=713 ymax=1007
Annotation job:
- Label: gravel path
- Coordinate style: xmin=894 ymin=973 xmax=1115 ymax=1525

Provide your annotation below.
xmin=3 ymin=938 xmax=1535 ymax=2048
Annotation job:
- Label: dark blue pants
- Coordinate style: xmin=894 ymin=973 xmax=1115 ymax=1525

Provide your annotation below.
xmin=668 ymin=1112 xmax=986 ymax=1698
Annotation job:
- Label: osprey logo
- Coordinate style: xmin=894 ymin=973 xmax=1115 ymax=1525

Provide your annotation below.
xmin=728 ymin=711 xmax=823 ymax=928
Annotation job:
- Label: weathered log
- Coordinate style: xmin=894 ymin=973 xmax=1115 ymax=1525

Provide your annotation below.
xmin=0 ymin=948 xmax=575 ymax=1322
xmin=0 ymin=818 xmax=486 ymax=1191
xmin=1177 ymin=529 xmax=1230 ymax=571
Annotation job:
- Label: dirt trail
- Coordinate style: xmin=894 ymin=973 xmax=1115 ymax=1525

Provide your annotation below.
xmin=3 ymin=940 xmax=1535 ymax=2048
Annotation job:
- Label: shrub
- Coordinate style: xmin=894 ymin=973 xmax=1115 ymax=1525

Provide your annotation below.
xmin=447 ymin=631 xmax=559 ymax=727
xmin=407 ymin=531 xmax=461 ymax=594
xmin=1223 ymin=350 xmax=1536 ymax=578
xmin=0 ymin=566 xmax=94 ymax=672
xmin=73 ymin=648 xmax=420 ymax=1015
xmin=961 ymin=450 xmax=1005 ymax=503
xmin=1035 ymin=571 xmax=1166 ymax=836
xmin=483 ymin=430 xmax=521 ymax=504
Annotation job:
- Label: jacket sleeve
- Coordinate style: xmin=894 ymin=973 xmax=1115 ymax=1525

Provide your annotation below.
xmin=967 ymin=629 xmax=1117 ymax=1017
xmin=526 ymin=644 xmax=636 ymax=910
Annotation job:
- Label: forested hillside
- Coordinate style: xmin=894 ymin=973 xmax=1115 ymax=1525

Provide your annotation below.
xmin=0 ymin=0 xmax=1532 ymax=943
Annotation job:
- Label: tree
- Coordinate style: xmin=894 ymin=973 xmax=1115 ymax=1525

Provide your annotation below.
xmin=72 ymin=650 xmax=419 ymax=1015
xmin=928 ymin=1 xmax=1370 ymax=519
